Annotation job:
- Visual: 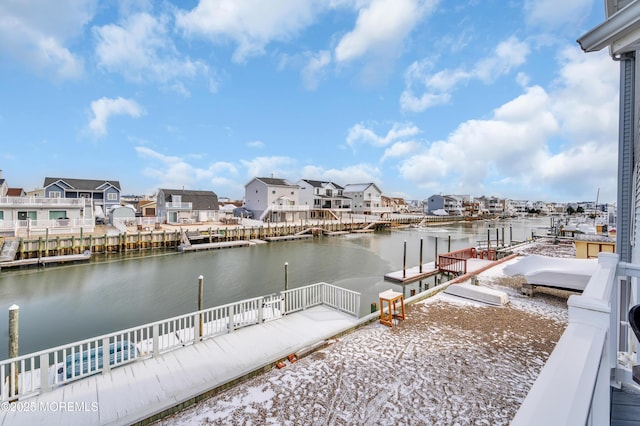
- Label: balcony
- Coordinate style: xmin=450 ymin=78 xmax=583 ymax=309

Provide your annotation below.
xmin=512 ymin=253 xmax=640 ymax=424
xmin=165 ymin=202 xmax=192 ymax=210
xmin=0 ymin=196 xmax=88 ymax=208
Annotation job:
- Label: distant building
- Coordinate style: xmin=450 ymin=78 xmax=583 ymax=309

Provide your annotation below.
xmin=244 ymin=177 xmax=309 ymax=222
xmin=343 ymin=183 xmax=389 ymax=215
xmin=156 ymin=189 xmax=219 ymax=224
xmin=43 ymin=177 xmax=121 ymax=219
xmin=297 ymin=179 xmax=351 ymax=219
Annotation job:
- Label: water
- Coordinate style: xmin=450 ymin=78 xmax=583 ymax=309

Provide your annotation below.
xmin=0 ymin=217 xmax=549 ymax=359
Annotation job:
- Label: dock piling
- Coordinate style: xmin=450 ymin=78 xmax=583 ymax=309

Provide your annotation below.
xmin=419 ymin=238 xmax=423 ymax=273
xmin=8 ymin=304 xmax=19 ymax=398
xmin=403 ymin=241 xmax=407 ymax=278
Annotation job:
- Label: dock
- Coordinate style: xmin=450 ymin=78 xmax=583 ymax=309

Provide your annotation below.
xmin=0 ymin=306 xmax=360 ymax=426
xmin=178 ymin=240 xmax=251 ymax=252
xmin=264 ymin=235 xmax=313 ymax=242
xmin=384 ymin=262 xmax=439 ymax=283
xmin=0 ymin=252 xmax=91 ymax=268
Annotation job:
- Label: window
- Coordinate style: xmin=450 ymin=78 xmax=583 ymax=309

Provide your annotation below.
xmin=173 ymin=195 xmax=182 ymax=203
xmin=107 ymin=192 xmax=118 ymax=201
xmin=0 ymin=211 xmax=3 ymax=220
xmin=49 ymin=211 xmax=67 ymax=219
xmin=50 ymin=191 xmax=61 ymax=198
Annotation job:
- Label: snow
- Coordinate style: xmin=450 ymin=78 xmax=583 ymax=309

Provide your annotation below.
xmin=156 ymin=250 xmax=571 ymax=426
xmin=503 ymin=254 xmax=598 ymax=291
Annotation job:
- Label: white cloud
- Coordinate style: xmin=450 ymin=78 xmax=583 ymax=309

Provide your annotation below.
xmin=334 ymin=0 xmax=436 ymax=63
xmin=398 ymin=47 xmax=618 ymax=201
xmin=240 ymin=156 xmax=299 ymax=180
xmin=300 ymin=164 xmax=381 ymax=184
xmin=381 ymin=141 xmax=421 ymax=161
xmin=175 ymin=0 xmax=320 ymax=63
xmin=346 ymin=122 xmax=420 ymax=148
xmin=247 ymin=140 xmax=265 ymax=149
xmin=0 ymin=0 xmax=95 ymax=79
xmin=524 ymin=0 xmax=592 ymax=29
xmin=135 ymin=146 xmax=239 ymax=193
xmin=400 ymin=36 xmax=530 ymax=112
xmin=88 ymin=97 xmax=144 ymax=137
xmin=94 ymin=12 xmax=209 ymax=93
xmin=302 ymin=50 xmax=331 ymax=90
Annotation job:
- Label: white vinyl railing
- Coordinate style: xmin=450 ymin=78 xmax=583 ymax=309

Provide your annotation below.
xmin=512 ymin=253 xmax=639 ymax=425
xmin=0 ymin=197 xmax=88 ymax=208
xmin=0 ymin=283 xmax=360 ymax=401
xmin=282 ymin=282 xmax=361 ymax=317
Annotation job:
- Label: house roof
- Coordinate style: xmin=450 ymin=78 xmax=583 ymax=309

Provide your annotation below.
xmin=6 ymin=188 xmax=25 ymax=196
xmin=299 ymin=179 xmax=344 ymax=190
xmin=43 ymin=177 xmax=121 ymax=191
xmin=159 ymin=189 xmax=219 ymax=211
xmin=343 ymin=183 xmax=380 ymax=193
xmin=254 ymin=177 xmax=298 ymax=187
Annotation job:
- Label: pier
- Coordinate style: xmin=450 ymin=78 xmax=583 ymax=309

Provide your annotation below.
xmin=0 ymin=283 xmax=361 ymax=425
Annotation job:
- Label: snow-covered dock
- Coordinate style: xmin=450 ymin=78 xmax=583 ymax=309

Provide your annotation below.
xmin=0 ymin=305 xmax=361 ymax=426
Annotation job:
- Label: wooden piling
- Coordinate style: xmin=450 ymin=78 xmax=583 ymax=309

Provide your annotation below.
xmin=403 ymin=240 xmax=407 ymax=278
xmin=9 ymin=304 xmax=19 ymax=398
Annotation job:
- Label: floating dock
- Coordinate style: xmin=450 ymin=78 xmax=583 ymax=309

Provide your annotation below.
xmin=264 ymin=235 xmax=313 ymax=242
xmin=178 ymin=241 xmax=251 ymax=252
xmin=384 ymin=262 xmax=439 ymax=284
xmin=0 ymin=252 xmax=91 ymax=268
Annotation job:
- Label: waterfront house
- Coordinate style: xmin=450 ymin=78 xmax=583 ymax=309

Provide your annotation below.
xmin=511 ymin=4 xmax=640 ymax=423
xmin=425 ymin=194 xmax=464 ymax=216
xmin=244 ymin=177 xmax=309 ymax=222
xmin=156 ymin=189 xmax=219 ymax=224
xmin=343 ymin=183 xmax=389 ymax=215
xmin=0 ymin=171 xmax=7 ymax=196
xmin=43 ymin=177 xmax=121 ymax=219
xmin=297 ymin=179 xmax=351 ymax=220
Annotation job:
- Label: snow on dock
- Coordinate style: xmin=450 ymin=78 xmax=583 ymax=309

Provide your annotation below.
xmin=0 ymin=306 xmax=360 ymax=426
xmin=384 ymin=261 xmax=439 ymax=283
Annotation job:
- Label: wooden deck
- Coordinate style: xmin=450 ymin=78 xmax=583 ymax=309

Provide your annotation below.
xmin=384 ymin=261 xmax=439 ymax=283
xmin=0 ymin=306 xmax=361 ymax=426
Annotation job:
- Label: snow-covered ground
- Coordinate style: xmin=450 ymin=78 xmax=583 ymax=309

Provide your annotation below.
xmin=156 ymin=254 xmax=571 ymax=425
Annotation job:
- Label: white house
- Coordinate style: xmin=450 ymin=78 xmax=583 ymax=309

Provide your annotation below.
xmin=297 ymin=179 xmax=351 ymax=219
xmin=343 ymin=183 xmax=390 ymax=215
xmin=156 ymin=189 xmax=219 ymax=224
xmin=244 ymin=177 xmax=309 ymax=222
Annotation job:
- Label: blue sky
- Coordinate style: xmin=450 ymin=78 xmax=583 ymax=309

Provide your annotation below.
xmin=0 ymin=0 xmax=619 ymax=203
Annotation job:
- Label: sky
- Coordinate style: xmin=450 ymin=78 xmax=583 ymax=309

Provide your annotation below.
xmin=0 ymin=0 xmax=620 ymax=203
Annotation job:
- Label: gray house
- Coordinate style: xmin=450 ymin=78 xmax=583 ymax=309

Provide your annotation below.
xmin=43 ymin=177 xmax=121 ymax=219
xmin=156 ymin=189 xmax=219 ymax=224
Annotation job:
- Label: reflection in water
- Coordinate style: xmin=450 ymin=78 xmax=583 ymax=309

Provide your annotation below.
xmin=0 ymin=218 xmax=548 ymax=359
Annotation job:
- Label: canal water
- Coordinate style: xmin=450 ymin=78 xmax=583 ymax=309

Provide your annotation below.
xmin=0 ymin=217 xmax=549 ymax=360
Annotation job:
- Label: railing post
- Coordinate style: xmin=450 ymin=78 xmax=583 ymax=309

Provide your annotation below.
xmin=193 ymin=314 xmax=200 ymax=344
xmin=302 ymin=287 xmax=307 ymax=310
xmin=102 ymin=337 xmax=111 ymax=373
xmin=40 ymin=353 xmax=50 ymax=392
xmin=152 ymin=325 xmax=159 ymax=357
xmin=258 ymin=297 xmax=264 ymax=323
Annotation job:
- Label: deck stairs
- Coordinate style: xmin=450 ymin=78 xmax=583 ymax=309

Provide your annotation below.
xmin=0 ymin=239 xmax=19 ymax=263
